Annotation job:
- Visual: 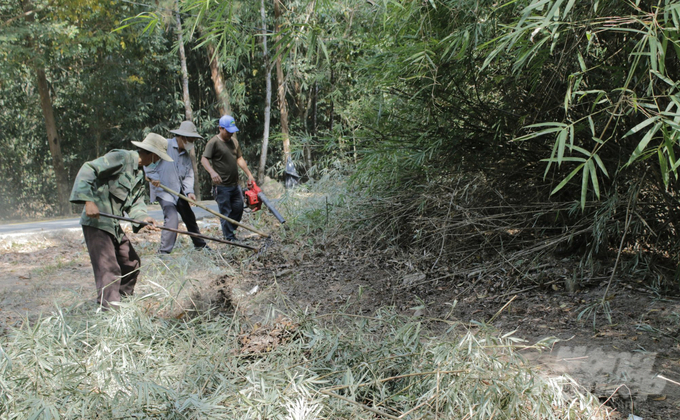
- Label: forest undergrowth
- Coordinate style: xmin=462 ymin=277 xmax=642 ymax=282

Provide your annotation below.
xmin=0 ymin=174 xmax=634 ymax=419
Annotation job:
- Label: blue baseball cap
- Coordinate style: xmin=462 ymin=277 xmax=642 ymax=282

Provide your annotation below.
xmin=219 ymin=115 xmax=239 ymax=133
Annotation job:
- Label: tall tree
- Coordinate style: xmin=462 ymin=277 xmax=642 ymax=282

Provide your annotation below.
xmin=274 ymin=0 xmax=290 ymax=168
xmin=258 ymin=0 xmax=273 ymax=184
xmin=206 ymin=42 xmax=232 ymax=116
xmin=174 ymin=3 xmax=201 ymax=199
xmin=176 ymin=11 xmax=192 ymax=122
xmin=22 ymin=0 xmax=71 ymax=215
xmin=120 ymin=0 xmax=206 ymax=199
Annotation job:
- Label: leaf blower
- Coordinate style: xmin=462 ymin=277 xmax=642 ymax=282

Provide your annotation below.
xmin=244 ymin=182 xmax=286 ymax=224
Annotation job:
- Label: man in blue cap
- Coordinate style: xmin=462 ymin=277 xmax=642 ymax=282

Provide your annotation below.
xmin=201 ymin=115 xmax=255 ymax=241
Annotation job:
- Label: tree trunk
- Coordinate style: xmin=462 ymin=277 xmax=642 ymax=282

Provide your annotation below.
xmin=205 ymin=40 xmax=241 ymax=165
xmin=23 ymin=0 xmax=70 ymax=215
xmin=258 ymin=0 xmax=272 ymax=185
xmin=309 ymin=82 xmax=317 ymax=168
xmin=206 ymin=42 xmax=232 ymax=115
xmin=274 ymin=0 xmax=290 ymax=167
xmin=94 ymin=124 xmax=101 ymax=157
xmin=301 ymin=82 xmax=316 ymax=170
xmin=175 ymin=7 xmax=201 ymax=199
xmin=36 ymin=68 xmax=71 ymax=215
xmin=177 ymin=12 xmax=192 ymax=122
xmin=312 ymin=82 xmax=318 ymax=137
xmin=329 ymin=65 xmax=334 ymax=133
xmin=303 ymin=87 xmax=311 ymax=131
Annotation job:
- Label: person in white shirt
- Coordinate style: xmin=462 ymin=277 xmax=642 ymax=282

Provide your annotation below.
xmin=145 ymin=121 xmax=209 ymax=253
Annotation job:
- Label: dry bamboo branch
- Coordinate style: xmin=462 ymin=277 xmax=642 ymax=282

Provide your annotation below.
xmin=657 ymin=374 xmax=680 ymax=387
xmin=488 ymin=295 xmax=517 ymax=324
xmin=319 ymin=390 xmax=401 ymax=420
xmin=399 ymin=394 xmax=436 ymax=419
xmin=603 ymin=177 xmax=643 ymax=303
xmin=322 ymin=370 xmax=467 ymax=392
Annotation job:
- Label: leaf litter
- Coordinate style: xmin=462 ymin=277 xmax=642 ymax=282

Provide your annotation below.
xmin=0 ymin=293 xmax=611 ymax=419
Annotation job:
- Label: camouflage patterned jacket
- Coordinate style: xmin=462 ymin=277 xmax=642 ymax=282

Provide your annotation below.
xmin=69 ymin=150 xmax=147 ymax=242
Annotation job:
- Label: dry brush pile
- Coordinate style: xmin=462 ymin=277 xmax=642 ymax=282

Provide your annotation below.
xmin=345 ymin=165 xmax=680 ymax=296
xmin=0 ymin=297 xmax=610 ymax=419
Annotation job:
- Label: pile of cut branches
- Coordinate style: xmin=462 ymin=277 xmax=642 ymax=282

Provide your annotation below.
xmin=0 ymin=297 xmax=610 ymax=419
xmin=342 ymin=169 xmax=679 ymax=293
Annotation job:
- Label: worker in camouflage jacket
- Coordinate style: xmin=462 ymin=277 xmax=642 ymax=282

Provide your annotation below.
xmin=70 ymin=133 xmax=173 ymax=309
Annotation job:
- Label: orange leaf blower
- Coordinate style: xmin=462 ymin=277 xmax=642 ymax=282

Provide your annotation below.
xmin=244 ymin=182 xmax=286 ymax=224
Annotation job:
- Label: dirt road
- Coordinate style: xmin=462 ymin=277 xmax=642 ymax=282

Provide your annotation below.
xmin=0 ymin=201 xmax=220 ymax=237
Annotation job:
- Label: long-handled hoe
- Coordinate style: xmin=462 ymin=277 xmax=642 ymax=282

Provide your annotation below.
xmin=99 ymin=212 xmax=259 ymax=252
xmin=154 ymin=183 xmax=271 ymax=238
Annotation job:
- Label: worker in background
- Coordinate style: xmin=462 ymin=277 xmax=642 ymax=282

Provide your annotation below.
xmin=201 ymin=115 xmax=255 ymax=241
xmin=145 ymin=121 xmax=209 ymax=253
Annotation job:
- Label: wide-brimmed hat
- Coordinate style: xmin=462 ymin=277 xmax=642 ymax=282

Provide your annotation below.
xmin=219 ymin=115 xmax=239 ymax=133
xmin=169 ymin=121 xmax=204 ymax=139
xmin=131 ymin=133 xmax=173 ymax=162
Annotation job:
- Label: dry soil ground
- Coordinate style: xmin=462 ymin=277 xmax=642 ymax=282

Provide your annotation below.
xmin=1 ymin=217 xmax=679 ymax=419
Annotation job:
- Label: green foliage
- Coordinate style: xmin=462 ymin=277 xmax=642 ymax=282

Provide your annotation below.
xmin=0 ymin=0 xmax=194 ymax=219
xmin=341 ymin=0 xmax=525 ymax=189
xmin=300 ymin=0 xmax=680 ymax=281
xmin=3 ymin=0 xmax=680 ymax=281
xmin=487 ymin=0 xmax=680 ymax=210
xmin=0 ymin=66 xmax=55 ymax=216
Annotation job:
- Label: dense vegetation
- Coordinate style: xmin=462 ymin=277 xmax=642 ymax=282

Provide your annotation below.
xmin=2 ymin=0 xmax=680 ymax=285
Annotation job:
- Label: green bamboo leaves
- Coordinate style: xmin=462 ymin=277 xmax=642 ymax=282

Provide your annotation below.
xmin=114 ymin=12 xmax=161 ymax=35
xmin=515 ymin=122 xmax=608 ymax=209
xmin=489 ymin=0 xmax=680 ymax=210
xmin=623 ymin=106 xmax=680 ymax=188
xmin=624 ymin=116 xmax=662 ymax=165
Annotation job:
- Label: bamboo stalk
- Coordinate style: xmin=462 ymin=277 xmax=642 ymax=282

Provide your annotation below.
xmin=98 ymin=212 xmax=258 ymax=251
xmin=488 ymin=295 xmax=517 ymax=324
xmin=657 ymin=374 xmax=680 ymax=387
xmin=318 ymin=390 xmax=401 ymax=420
xmin=322 ymin=370 xmax=466 ymax=392
xmin=155 ymin=182 xmax=270 ymax=238
xmin=400 ymin=394 xmax=436 ymax=419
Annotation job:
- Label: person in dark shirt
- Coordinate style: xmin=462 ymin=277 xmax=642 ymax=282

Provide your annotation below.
xmin=201 ymin=115 xmax=255 ymax=241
